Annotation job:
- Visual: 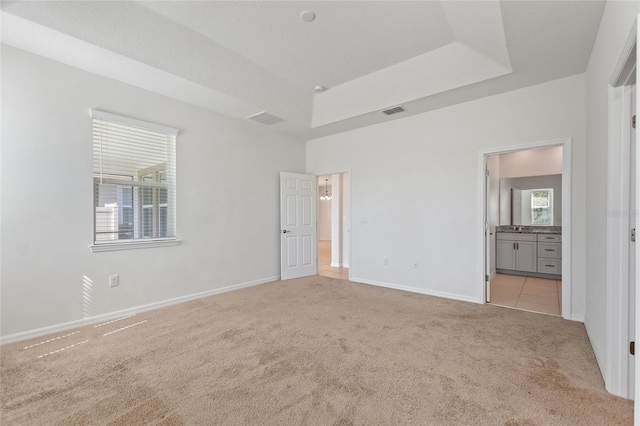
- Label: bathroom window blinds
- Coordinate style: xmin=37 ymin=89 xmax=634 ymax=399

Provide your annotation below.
xmin=91 ymin=110 xmax=178 ymax=245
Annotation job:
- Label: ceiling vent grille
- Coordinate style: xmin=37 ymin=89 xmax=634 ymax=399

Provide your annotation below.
xmin=382 ymin=105 xmax=406 ymax=116
xmin=246 ymin=111 xmax=285 ymax=125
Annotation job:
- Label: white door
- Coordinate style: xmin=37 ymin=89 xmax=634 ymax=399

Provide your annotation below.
xmin=635 ymin=20 xmax=640 ymax=421
xmin=630 ymin=82 xmax=636 ymax=400
xmin=280 ymin=172 xmax=317 ymax=280
xmin=485 ymin=167 xmax=491 ymax=302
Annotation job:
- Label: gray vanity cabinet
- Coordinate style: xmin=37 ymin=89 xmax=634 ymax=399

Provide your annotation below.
xmin=537 ymin=234 xmax=562 ymax=275
xmin=496 ymin=233 xmax=537 ymax=273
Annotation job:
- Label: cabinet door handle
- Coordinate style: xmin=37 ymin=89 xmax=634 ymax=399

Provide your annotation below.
xmin=544 ymin=249 xmax=554 ymax=251
xmin=545 ymin=264 xmax=555 ymax=267
xmin=513 ymin=242 xmax=516 ymax=250
xmin=516 ymin=242 xmax=519 ymax=250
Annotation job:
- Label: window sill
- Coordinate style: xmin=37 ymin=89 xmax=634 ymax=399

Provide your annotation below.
xmin=90 ymin=238 xmax=181 ymax=253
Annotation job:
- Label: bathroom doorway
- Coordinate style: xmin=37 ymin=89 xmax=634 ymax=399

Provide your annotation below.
xmin=317 ymin=173 xmax=349 ymax=280
xmin=481 ymin=141 xmax=572 ymax=319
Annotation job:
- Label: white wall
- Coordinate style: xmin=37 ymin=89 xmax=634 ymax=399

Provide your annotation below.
xmin=585 ymin=1 xmax=640 ymax=381
xmin=317 ymin=176 xmax=332 ymax=240
xmin=341 ymin=173 xmax=350 ymax=268
xmin=499 ymin=146 xmax=563 ymax=178
xmin=307 ymin=73 xmax=586 ymax=312
xmin=1 ymin=46 xmax=306 ymax=338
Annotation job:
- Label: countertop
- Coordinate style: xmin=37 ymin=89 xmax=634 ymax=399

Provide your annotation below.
xmin=495 ymin=225 xmax=561 ymax=234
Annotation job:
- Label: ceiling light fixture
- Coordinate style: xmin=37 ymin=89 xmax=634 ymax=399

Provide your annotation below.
xmin=300 ymin=10 xmax=316 ymax=22
xmin=314 ymin=85 xmax=326 ymax=93
xmin=320 ymin=179 xmax=332 ymax=201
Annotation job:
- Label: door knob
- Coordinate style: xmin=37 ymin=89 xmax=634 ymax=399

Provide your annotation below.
xmin=282 ymin=230 xmax=290 ymax=234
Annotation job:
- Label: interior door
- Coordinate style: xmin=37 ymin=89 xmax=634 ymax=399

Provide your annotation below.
xmin=630 ymin=82 xmax=636 ymax=400
xmin=635 ymin=21 xmax=640 ymax=420
xmin=280 ymin=172 xmax=317 ymax=280
xmin=485 ymin=167 xmax=491 ymax=302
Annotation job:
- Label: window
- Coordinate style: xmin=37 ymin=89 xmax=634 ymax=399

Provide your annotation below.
xmin=531 ymin=189 xmax=553 ymax=225
xmin=91 ymin=110 xmax=179 ymax=252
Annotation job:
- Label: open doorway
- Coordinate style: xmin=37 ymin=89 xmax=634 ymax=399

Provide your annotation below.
xmin=318 ymin=173 xmax=349 ymax=280
xmin=481 ymin=140 xmax=572 ymax=321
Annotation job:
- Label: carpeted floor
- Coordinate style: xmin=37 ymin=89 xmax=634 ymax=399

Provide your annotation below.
xmin=0 ymin=276 xmax=633 ymax=425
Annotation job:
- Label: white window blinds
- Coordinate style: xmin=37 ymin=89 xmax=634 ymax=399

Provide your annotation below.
xmin=91 ymin=110 xmax=178 ymax=244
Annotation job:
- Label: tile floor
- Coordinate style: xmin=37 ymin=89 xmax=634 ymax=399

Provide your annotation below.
xmin=318 ymin=240 xmax=349 ymax=280
xmin=490 ymin=273 xmax=562 ymax=316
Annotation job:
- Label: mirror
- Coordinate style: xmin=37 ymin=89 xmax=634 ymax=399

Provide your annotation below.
xmin=511 ymin=188 xmax=554 ymax=225
xmin=500 ymin=174 xmax=561 ymax=226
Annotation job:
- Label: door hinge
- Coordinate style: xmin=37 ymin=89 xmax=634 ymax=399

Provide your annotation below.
xmin=633 ymin=115 xmax=636 ymax=129
xmin=631 ymin=341 xmax=635 ymax=355
xmin=632 ymin=228 xmax=636 ymax=243
xmin=485 ymin=274 xmax=489 ymax=282
xmin=485 ymin=169 xmax=490 ymax=177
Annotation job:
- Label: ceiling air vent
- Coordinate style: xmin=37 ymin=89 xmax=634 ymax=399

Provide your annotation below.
xmin=246 ymin=111 xmax=284 ymax=126
xmin=382 ymin=105 xmax=406 ymax=116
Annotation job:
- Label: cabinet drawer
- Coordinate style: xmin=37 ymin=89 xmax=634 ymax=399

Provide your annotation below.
xmin=538 ymin=242 xmax=561 ymax=259
xmin=537 ymin=234 xmax=562 ymax=242
xmin=537 ymin=258 xmax=561 ymax=274
xmin=496 ymin=233 xmax=537 ymax=242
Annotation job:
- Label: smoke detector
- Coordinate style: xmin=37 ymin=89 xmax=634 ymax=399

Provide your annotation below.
xmin=300 ymin=10 xmax=316 ymax=22
xmin=314 ymin=85 xmax=326 ymax=93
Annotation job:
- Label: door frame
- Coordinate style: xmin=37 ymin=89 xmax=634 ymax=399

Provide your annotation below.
xmin=478 ymin=138 xmax=573 ymax=320
xmin=607 ymin=19 xmax=637 ymax=400
xmin=310 ymin=168 xmax=353 ymax=281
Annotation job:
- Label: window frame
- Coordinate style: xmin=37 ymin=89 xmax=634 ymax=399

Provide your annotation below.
xmin=89 ymin=110 xmax=180 ymax=253
xmin=530 ymin=189 xmax=554 ymax=226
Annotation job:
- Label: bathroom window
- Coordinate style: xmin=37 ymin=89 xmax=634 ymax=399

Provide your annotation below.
xmin=531 ymin=190 xmax=552 ymax=225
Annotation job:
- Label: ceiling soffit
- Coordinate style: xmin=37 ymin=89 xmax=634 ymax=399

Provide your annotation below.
xmin=0 ymin=1 xmax=605 ymax=140
xmin=312 ymin=1 xmax=512 ymax=127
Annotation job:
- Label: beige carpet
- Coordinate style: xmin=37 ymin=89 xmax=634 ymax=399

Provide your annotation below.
xmin=1 ymin=276 xmax=633 ymax=425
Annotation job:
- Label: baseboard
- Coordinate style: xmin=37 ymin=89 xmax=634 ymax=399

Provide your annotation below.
xmin=0 ymin=275 xmax=280 ymax=345
xmin=490 ymin=270 xmax=496 ymax=280
xmin=570 ymin=314 xmax=585 ymax=322
xmin=330 ymin=262 xmax=340 ymax=268
xmin=583 ymin=316 xmax=606 ymax=383
xmin=342 ymin=263 xmax=349 ymax=268
xmin=350 ymin=277 xmax=481 ymax=304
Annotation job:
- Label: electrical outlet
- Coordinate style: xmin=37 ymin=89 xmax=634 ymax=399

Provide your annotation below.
xmin=109 ymin=275 xmax=119 ymax=287
xmin=412 ymin=261 xmax=419 ymax=269
xmin=383 ymin=258 xmax=389 ymax=266
xmin=360 ymin=216 xmax=368 ymax=224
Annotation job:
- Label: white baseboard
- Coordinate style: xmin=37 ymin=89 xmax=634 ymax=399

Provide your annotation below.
xmin=0 ymin=275 xmax=279 ymax=345
xmin=350 ymin=276 xmax=481 ymax=304
xmin=583 ymin=316 xmax=606 ymax=380
xmin=342 ymin=263 xmax=349 ymax=268
xmin=490 ymin=270 xmax=496 ymax=280
xmin=570 ymin=314 xmax=585 ymax=322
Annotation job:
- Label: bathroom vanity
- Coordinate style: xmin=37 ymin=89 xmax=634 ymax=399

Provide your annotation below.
xmin=495 ymin=226 xmax=561 ymax=279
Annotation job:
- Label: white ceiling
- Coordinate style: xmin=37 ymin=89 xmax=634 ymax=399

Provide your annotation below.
xmin=0 ymin=1 xmax=606 ymax=141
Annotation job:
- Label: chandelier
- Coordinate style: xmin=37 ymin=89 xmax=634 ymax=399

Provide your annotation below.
xmin=320 ymin=178 xmax=332 ymax=201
